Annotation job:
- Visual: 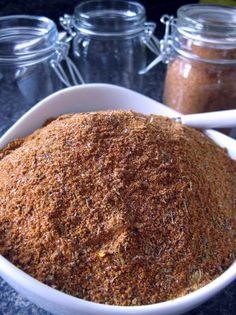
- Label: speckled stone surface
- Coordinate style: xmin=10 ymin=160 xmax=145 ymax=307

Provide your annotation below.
xmin=0 ymin=0 xmax=235 ymax=314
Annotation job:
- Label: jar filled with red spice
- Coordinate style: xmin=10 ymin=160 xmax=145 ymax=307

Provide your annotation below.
xmin=143 ymin=4 xmax=236 ymax=119
xmin=162 ymin=4 xmax=236 ymax=116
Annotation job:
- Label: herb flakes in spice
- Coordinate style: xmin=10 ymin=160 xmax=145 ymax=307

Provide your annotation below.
xmin=0 ymin=110 xmax=235 ymax=306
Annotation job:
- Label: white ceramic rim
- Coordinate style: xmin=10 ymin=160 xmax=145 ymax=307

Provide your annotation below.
xmin=0 ymin=83 xmax=235 ymax=313
xmin=0 ymin=254 xmax=235 ymax=313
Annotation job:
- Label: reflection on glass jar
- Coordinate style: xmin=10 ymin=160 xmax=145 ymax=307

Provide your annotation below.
xmin=60 ymin=0 xmax=159 ymax=91
xmin=0 ymin=15 xmax=81 ymax=134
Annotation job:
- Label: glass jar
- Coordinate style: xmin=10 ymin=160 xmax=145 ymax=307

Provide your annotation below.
xmin=60 ymin=0 xmax=159 ymax=91
xmin=0 ymin=15 xmax=83 ymax=135
xmin=161 ymin=5 xmax=236 ymax=115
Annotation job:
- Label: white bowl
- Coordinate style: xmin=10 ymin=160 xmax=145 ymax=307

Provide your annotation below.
xmin=0 ymin=84 xmax=235 ymax=315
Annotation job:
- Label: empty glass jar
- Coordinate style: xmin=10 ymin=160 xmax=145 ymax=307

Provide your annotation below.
xmin=0 ymin=15 xmax=82 ymax=135
xmin=60 ymin=0 xmax=159 ymax=91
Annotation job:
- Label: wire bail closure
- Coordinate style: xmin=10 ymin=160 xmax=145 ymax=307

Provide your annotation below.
xmin=139 ymin=15 xmax=175 ymax=74
xmin=142 ymin=22 xmax=160 ymax=56
xmin=59 ymin=14 xmax=76 ymax=43
xmin=50 ymin=39 xmax=84 ymax=87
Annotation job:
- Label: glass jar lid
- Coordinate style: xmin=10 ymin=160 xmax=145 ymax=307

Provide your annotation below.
xmin=176 ymin=4 xmax=236 ymax=48
xmin=73 ymin=0 xmax=146 ymax=36
xmin=0 ymin=15 xmax=58 ymax=65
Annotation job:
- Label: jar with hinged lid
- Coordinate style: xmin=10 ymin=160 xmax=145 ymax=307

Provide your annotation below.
xmin=163 ymin=4 xmax=236 ymax=118
xmin=0 ymin=15 xmax=83 ymax=135
xmin=60 ymin=0 xmax=159 ymax=92
xmin=143 ymin=4 xmax=236 ymax=121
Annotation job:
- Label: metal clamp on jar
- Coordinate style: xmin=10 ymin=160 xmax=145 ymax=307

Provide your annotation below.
xmin=0 ymin=15 xmax=83 ymax=134
xmin=143 ymin=4 xmax=236 ymax=117
xmin=60 ymin=0 xmax=159 ymax=91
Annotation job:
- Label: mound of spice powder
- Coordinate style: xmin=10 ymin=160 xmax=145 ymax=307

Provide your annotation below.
xmin=0 ymin=110 xmax=235 ymax=306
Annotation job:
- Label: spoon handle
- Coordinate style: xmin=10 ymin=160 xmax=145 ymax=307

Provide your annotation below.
xmin=177 ymin=109 xmax=236 ymax=129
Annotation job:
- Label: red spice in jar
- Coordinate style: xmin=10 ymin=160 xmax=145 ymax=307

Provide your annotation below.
xmin=163 ymin=46 xmax=236 ymax=114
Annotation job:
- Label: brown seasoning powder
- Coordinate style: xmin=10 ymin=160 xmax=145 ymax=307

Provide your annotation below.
xmin=0 ymin=110 xmax=235 ymax=305
xmin=163 ymin=46 xmax=236 ymax=114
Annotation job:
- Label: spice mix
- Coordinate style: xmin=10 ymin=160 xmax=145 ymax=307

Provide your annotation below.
xmin=0 ymin=111 xmax=235 ymax=305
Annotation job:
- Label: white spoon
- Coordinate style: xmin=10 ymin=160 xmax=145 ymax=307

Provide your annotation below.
xmin=173 ymin=109 xmax=236 ymax=129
